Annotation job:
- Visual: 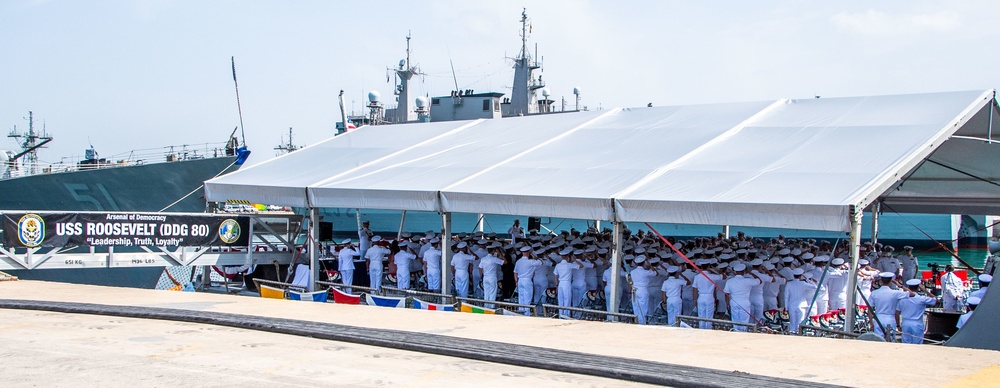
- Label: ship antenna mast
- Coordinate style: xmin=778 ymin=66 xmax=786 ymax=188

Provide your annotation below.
xmin=520 ymin=8 xmax=529 ymax=62
xmin=231 ymin=56 xmax=247 ymax=147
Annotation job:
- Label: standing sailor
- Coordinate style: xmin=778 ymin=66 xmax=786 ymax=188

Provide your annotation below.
xmin=553 ymin=248 xmax=579 ymax=317
xmin=451 ymin=242 xmax=475 ymax=297
xmin=365 ymin=236 xmax=386 ymax=291
xmin=868 ymin=272 xmax=906 ymax=340
xmin=898 ymin=246 xmax=920 ymax=281
xmin=969 ymin=274 xmax=991 ymax=300
xmin=940 ymin=264 xmax=965 ymax=311
xmin=897 ymin=278 xmax=937 ymax=344
xmin=956 ymin=296 xmax=981 ymax=329
xmin=693 ymin=262 xmax=721 ymax=329
xmin=338 ymin=239 xmax=358 ymax=293
xmin=508 ymin=219 xmax=525 ymax=244
xmin=661 ymin=265 xmax=689 ymax=326
xmin=784 ymin=268 xmax=817 ymax=333
xmin=393 ymin=241 xmax=415 ymax=290
xmin=422 ymin=238 xmax=443 ymax=292
xmin=513 ymin=246 xmax=539 ymax=314
xmin=358 ymin=220 xmax=374 ymax=261
xmin=479 ymin=245 xmax=506 ymax=306
xmin=724 ymin=263 xmax=762 ymax=332
xmin=630 ymin=255 xmax=656 ymax=324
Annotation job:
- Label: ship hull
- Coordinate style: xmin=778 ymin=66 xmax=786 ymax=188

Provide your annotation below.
xmin=1 ymin=156 xmax=242 ymax=287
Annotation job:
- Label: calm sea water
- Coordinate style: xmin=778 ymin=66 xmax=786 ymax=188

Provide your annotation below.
xmin=919 ymin=248 xmax=990 ymax=269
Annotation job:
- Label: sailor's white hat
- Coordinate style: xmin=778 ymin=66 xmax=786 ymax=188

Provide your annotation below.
xmin=372 ymin=235 xmax=382 ymax=242
xmin=905 ymin=279 xmax=921 ymax=287
xmin=559 ymin=248 xmax=573 ymax=256
xmin=801 ymin=252 xmax=815 ymax=260
xmin=519 ymin=245 xmax=531 ymax=252
xmin=831 ymin=258 xmax=845 ymax=266
xmin=792 ymin=268 xmax=805 ymax=276
xmin=341 ymin=238 xmax=352 ymax=244
xmin=879 ymin=272 xmax=895 ymax=279
xmin=457 ymin=242 xmax=468 ymax=249
xmin=667 ymin=266 xmax=680 ymax=273
xmin=634 ymin=255 xmax=647 ymax=264
xmin=732 ymin=263 xmax=747 ymax=272
xmin=979 ymin=274 xmax=993 ymax=283
xmin=968 ymin=296 xmax=982 ymax=306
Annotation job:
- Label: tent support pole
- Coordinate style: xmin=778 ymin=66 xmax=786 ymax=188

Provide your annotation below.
xmin=477 ymin=213 xmax=484 ymax=233
xmin=608 ymin=221 xmax=625 ymax=319
xmin=844 ymin=207 xmax=863 ymax=332
xmin=309 ymin=207 xmax=319 ymax=292
xmin=441 ymin=212 xmax=453 ymax=297
xmin=871 ymin=201 xmax=880 ymax=246
xmin=722 ymin=225 xmax=730 ymax=239
xmin=397 ymin=210 xmax=407 ymax=241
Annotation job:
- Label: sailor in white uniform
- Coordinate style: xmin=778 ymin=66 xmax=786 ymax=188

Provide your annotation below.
xmin=856 ymin=259 xmax=879 ymax=306
xmin=629 ymin=255 xmax=656 ymax=324
xmin=338 ymin=239 xmax=358 ymax=293
xmin=693 ymin=262 xmax=722 ymax=329
xmin=358 ymin=220 xmax=373 ymax=261
xmin=940 ymin=264 xmax=965 ymax=311
xmin=826 ymin=257 xmax=849 ymax=311
xmin=479 ymin=245 xmax=506 ymax=306
xmin=553 ymin=248 xmax=579 ymax=317
xmin=898 ymin=246 xmax=920 ymax=281
xmin=365 ymin=236 xmax=386 ymax=291
xmin=513 ymin=246 xmax=539 ymax=314
xmin=421 ymin=238 xmax=442 ymax=291
xmin=451 ymin=242 xmax=475 ymax=297
xmin=868 ymin=272 xmax=906 ymax=340
xmin=749 ymin=259 xmax=772 ymax=322
xmin=572 ymin=249 xmax=593 ymax=311
xmin=724 ymin=263 xmax=762 ymax=332
xmin=660 ymin=265 xmax=689 ymax=326
xmin=897 ymin=278 xmax=937 ymax=344
xmin=393 ymin=241 xmax=415 ymax=290
xmin=956 ymin=296 xmax=980 ymax=329
xmin=969 ymin=274 xmax=991 ymax=300
xmin=783 ymin=268 xmax=817 ymax=333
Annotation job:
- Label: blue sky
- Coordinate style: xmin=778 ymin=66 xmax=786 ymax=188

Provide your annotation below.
xmin=3 ymin=1 xmax=1000 ymax=166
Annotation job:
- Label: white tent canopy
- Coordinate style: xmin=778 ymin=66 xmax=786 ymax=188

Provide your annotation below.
xmin=205 ymin=89 xmax=999 ymax=232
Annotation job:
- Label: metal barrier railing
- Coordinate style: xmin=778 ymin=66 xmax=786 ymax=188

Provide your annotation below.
xmin=455 ymin=296 xmax=538 ymax=317
xmin=315 ymin=281 xmax=379 ymax=296
xmin=541 ymin=304 xmax=638 ymax=323
xmin=674 ymin=314 xmax=772 ymax=333
xmin=797 ymin=324 xmax=861 ymax=339
xmin=381 ymin=286 xmax=453 ymax=305
xmin=252 ymin=278 xmax=308 ymax=295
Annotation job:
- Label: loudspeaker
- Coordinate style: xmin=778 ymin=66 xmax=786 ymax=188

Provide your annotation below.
xmin=527 ymin=217 xmax=541 ymax=232
xmin=319 ymin=222 xmax=333 ymax=241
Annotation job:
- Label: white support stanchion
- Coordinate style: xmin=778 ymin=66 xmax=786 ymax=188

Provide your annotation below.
xmin=722 ymin=225 xmax=730 ymax=239
xmin=608 ymin=221 xmax=625 ymax=316
xmin=309 ymin=207 xmax=319 ymax=292
xmin=871 ymin=202 xmax=880 ymax=246
xmin=844 ymin=207 xmax=863 ymax=331
xmin=441 ymin=212 xmax=453 ymax=296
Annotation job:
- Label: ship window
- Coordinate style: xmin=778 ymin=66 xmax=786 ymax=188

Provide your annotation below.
xmin=432 ymin=98 xmax=440 ymax=105
xmin=482 ymin=100 xmax=491 ymax=111
xmin=493 ymin=99 xmax=500 ymax=111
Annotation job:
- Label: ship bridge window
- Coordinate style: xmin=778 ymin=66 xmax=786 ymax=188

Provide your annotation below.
xmin=493 ymin=99 xmax=500 ymax=112
xmin=482 ymin=99 xmax=491 ymax=111
xmin=432 ymin=98 xmax=441 ymax=105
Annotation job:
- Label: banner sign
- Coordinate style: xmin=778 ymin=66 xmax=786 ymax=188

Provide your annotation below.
xmin=2 ymin=212 xmax=250 ymax=248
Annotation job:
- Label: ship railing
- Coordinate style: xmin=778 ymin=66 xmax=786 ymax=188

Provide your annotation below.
xmin=315 ymin=280 xmax=379 ymax=296
xmin=541 ymin=304 xmax=636 ymax=323
xmin=252 ymin=278 xmax=308 ymax=294
xmin=674 ymin=314 xmax=773 ymax=333
xmin=380 ymin=286 xmax=453 ymax=305
xmin=797 ymin=324 xmax=861 ymax=339
xmin=455 ymin=296 xmax=538 ymax=317
xmin=2 ymin=142 xmax=233 ymax=179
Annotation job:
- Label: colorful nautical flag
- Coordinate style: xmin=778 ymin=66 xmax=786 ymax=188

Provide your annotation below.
xmin=365 ymin=294 xmax=406 ymax=308
xmin=259 ymin=284 xmax=285 ymax=299
xmin=459 ymin=302 xmax=498 ymax=315
xmin=288 ymin=290 xmax=329 ymax=303
xmin=412 ymin=298 xmax=455 ymax=311
xmin=330 ymin=287 xmax=361 ymax=305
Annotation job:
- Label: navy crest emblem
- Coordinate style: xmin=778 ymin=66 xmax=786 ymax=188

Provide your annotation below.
xmin=218 ymin=219 xmax=241 ymax=244
xmin=18 ymin=213 xmax=45 ymax=248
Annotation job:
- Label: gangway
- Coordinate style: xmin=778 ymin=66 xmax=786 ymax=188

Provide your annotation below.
xmin=0 ymin=211 xmax=303 ymax=271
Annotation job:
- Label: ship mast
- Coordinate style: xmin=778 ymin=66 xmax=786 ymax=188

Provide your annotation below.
xmin=274 ymin=127 xmax=299 ymax=155
xmin=389 ymin=32 xmax=422 ymax=123
xmin=506 ymin=8 xmax=544 ymax=117
xmin=7 ymin=111 xmax=53 ymax=176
